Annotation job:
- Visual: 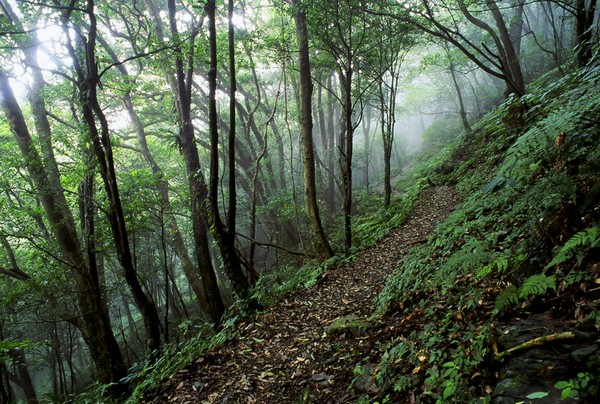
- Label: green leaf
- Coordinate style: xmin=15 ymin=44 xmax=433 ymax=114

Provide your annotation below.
xmin=493 ymin=284 xmax=519 ymax=315
xmin=561 ymin=386 xmax=576 ymax=399
xmin=526 ymin=391 xmax=549 ymax=399
xmin=443 ymin=383 xmax=456 ymax=400
xmin=553 ymin=380 xmax=571 ymax=389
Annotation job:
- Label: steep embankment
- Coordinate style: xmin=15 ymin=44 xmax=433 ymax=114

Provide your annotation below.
xmin=141 ymin=64 xmax=599 ymax=404
xmin=146 ymin=186 xmax=458 ymax=402
xmin=368 ymin=64 xmax=600 ymax=402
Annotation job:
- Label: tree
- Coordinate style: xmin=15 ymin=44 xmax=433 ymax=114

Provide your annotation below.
xmin=291 ymin=0 xmax=334 ymax=260
xmin=206 ymin=0 xmax=254 ymax=299
xmin=95 ymin=20 xmax=215 ymax=325
xmin=367 ymin=10 xmax=412 ymax=207
xmin=382 ymin=0 xmax=527 ymax=97
xmin=0 ymin=4 xmax=130 ymax=387
xmin=310 ymin=0 xmax=379 ymax=253
xmin=60 ymin=0 xmax=162 ymax=355
xmin=163 ymin=0 xmax=226 ymax=324
xmin=444 ymin=46 xmax=472 ymax=134
xmin=559 ymin=0 xmax=598 ymax=67
xmin=0 ymin=70 xmax=127 ymax=387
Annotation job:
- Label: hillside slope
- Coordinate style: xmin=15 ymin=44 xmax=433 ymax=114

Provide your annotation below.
xmin=128 ymin=62 xmax=600 ymax=404
xmin=371 ymin=62 xmax=600 ymax=402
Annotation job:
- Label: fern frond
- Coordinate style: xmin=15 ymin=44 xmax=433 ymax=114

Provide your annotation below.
xmin=477 ymin=255 xmax=509 ymax=279
xmin=493 ymin=285 xmax=519 ymax=315
xmin=518 ymin=274 xmax=556 ymax=299
xmin=546 ymin=226 xmax=600 ymax=268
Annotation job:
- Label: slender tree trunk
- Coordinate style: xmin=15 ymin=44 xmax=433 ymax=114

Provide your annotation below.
xmin=339 ymin=68 xmax=354 ymax=254
xmin=379 ymin=79 xmax=393 ymax=208
xmin=206 ymin=0 xmax=253 ymax=298
xmin=0 ymin=323 xmax=13 ymax=403
xmin=292 ymin=0 xmax=334 ymax=260
xmin=326 ymin=77 xmax=337 ymax=212
xmin=446 ymin=52 xmax=472 ymax=134
xmin=166 ymin=0 xmax=225 ymax=324
xmin=8 ymin=349 xmax=37 ymax=403
xmin=485 ymin=0 xmax=525 ymax=96
xmin=0 ymin=357 xmax=12 ymax=404
xmin=98 ymin=33 xmax=214 ymax=317
xmin=362 ymin=106 xmax=372 ymax=192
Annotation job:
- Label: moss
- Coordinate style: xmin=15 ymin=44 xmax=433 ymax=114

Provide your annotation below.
xmin=326 ymin=315 xmax=371 ymax=337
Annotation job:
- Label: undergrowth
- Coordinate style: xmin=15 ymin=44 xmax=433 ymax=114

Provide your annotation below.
xmin=367 ymin=61 xmax=600 ymax=402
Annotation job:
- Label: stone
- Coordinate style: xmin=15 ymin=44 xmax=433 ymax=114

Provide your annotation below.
xmin=325 ymin=315 xmax=371 ymax=337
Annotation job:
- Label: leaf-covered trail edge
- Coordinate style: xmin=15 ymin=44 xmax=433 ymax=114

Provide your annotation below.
xmin=149 ymin=186 xmax=459 ymax=403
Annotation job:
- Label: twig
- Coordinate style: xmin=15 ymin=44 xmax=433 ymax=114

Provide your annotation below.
xmin=495 ymin=331 xmax=577 ymax=360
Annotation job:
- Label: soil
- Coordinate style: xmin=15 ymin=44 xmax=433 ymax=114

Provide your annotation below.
xmin=147 ymin=186 xmax=460 ymax=403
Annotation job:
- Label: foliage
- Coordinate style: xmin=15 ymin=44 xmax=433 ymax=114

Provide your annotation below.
xmin=492 ymin=274 xmax=557 ymax=315
xmin=369 ymin=61 xmax=600 ymax=402
xmin=73 ymin=319 xmax=236 ymax=403
xmin=251 ymin=255 xmax=343 ymax=308
xmin=546 ymin=226 xmax=600 ymax=269
xmin=554 ymin=372 xmax=596 ymax=400
xmin=123 ymin=320 xmax=237 ymax=403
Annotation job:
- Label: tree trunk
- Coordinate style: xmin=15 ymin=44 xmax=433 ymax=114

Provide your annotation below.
xmin=339 ymin=67 xmax=354 ymax=254
xmin=67 ymin=1 xmax=161 ymax=355
xmin=446 ymin=51 xmax=472 ymax=134
xmin=326 ymin=77 xmax=337 ymax=212
xmin=166 ymin=0 xmax=225 ymax=324
xmin=8 ymin=349 xmax=37 ymax=403
xmin=97 ymin=32 xmax=215 ymax=318
xmin=206 ymin=0 xmax=254 ymax=298
xmin=292 ymin=0 xmax=334 ymax=260
xmin=486 ymin=0 xmax=525 ymax=96
xmin=575 ymin=0 xmax=598 ymax=67
xmin=362 ymin=106 xmax=372 ymax=192
xmin=0 ymin=323 xmax=14 ymax=403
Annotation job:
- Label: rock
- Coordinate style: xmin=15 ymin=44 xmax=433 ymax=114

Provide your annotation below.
xmin=493 ymin=312 xmax=600 ymax=403
xmin=325 ymin=315 xmax=371 ymax=337
xmin=352 ymin=363 xmax=380 ymax=395
xmin=571 ymin=346 xmax=598 ymax=364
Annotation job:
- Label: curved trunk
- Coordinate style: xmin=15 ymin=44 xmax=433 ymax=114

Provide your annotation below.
xmin=206 ymin=0 xmax=254 ymax=297
xmin=71 ymin=2 xmax=161 ymax=354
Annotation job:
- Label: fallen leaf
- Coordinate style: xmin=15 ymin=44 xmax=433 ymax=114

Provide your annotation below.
xmin=312 ymin=373 xmax=332 ymax=382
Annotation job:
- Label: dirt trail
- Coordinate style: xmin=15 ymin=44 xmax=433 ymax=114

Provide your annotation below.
xmin=149 ymin=186 xmax=459 ymax=403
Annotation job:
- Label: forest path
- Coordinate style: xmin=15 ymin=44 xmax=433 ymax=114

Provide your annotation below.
xmin=150 ymin=186 xmax=459 ymax=403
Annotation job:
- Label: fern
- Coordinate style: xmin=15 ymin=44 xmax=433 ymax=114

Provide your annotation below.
xmin=493 ymin=274 xmax=557 ymax=315
xmin=493 ymin=285 xmax=518 ymax=315
xmin=518 ymin=274 xmax=556 ymax=299
xmin=477 ymin=254 xmax=509 ymax=279
xmin=546 ymin=226 xmax=600 ymax=268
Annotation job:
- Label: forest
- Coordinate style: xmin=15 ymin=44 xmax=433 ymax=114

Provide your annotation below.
xmin=0 ymin=0 xmax=599 ymax=402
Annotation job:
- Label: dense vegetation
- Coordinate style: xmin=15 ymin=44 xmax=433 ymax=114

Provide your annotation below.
xmin=370 ymin=60 xmax=600 ymax=403
xmin=0 ymin=0 xmax=598 ymax=402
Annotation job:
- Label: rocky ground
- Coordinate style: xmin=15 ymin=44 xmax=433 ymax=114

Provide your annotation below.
xmin=146 ymin=186 xmax=459 ymax=403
